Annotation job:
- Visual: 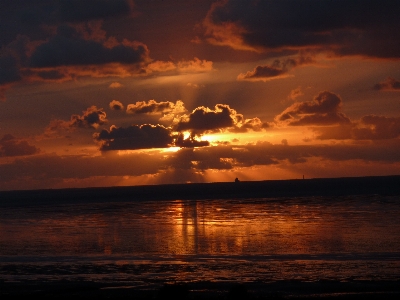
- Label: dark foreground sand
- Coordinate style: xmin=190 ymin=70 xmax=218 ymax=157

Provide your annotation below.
xmin=1 ymin=280 xmax=400 ymax=299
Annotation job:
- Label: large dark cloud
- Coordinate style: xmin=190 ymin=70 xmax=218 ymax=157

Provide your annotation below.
xmin=175 ymin=104 xmax=241 ymax=133
xmin=173 ymin=103 xmax=269 ymax=137
xmin=30 ymin=25 xmax=148 ymax=68
xmin=94 ymin=124 xmax=174 ymax=150
xmin=203 ymin=0 xmax=400 ymax=59
xmin=0 ymin=0 xmax=133 ymax=41
xmin=0 ymin=134 xmax=39 ymax=157
xmin=276 ymin=91 xmax=351 ymax=126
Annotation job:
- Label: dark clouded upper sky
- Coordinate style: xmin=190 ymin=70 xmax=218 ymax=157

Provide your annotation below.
xmin=0 ymin=0 xmax=399 ymax=191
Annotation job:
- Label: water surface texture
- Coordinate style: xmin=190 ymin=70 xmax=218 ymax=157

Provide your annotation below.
xmin=1 ymin=195 xmax=399 ymax=292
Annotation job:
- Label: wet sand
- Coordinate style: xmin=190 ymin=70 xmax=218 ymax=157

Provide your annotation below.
xmin=1 ymin=280 xmax=400 ymax=299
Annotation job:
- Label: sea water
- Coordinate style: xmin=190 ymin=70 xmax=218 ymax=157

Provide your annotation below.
xmin=0 ymin=194 xmax=399 ymax=294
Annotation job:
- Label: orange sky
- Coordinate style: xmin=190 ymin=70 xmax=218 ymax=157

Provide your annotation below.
xmin=0 ymin=0 xmax=399 ymax=191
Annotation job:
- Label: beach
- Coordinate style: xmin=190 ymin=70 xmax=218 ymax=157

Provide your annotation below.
xmin=1 ymin=175 xmax=400 ymax=299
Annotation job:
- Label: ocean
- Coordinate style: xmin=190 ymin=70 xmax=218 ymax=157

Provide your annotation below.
xmin=1 ymin=184 xmax=400 ymax=298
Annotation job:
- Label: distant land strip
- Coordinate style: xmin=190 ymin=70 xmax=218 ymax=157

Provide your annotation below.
xmin=1 ymin=175 xmax=399 ymax=205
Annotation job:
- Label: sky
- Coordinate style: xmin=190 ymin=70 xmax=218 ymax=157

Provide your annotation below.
xmin=0 ymin=0 xmax=399 ymax=191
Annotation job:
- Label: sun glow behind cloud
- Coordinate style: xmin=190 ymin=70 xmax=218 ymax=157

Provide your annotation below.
xmin=0 ymin=0 xmax=399 ymax=191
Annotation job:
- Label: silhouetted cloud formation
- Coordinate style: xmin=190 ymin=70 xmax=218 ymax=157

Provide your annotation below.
xmin=30 ymin=24 xmax=148 ymax=68
xmin=0 ymin=134 xmax=39 ymax=157
xmin=175 ymin=104 xmax=240 ymax=133
xmin=203 ymin=0 xmax=400 ymax=58
xmin=238 ymin=57 xmax=315 ymax=81
xmin=276 ymin=91 xmax=351 ymax=126
xmin=46 ymin=106 xmax=107 ymax=134
xmin=237 ymin=65 xmax=289 ymax=82
xmin=94 ymin=124 xmax=173 ymax=150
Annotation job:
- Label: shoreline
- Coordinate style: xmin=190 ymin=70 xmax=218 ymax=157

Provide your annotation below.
xmin=1 ymin=175 xmax=399 ymax=205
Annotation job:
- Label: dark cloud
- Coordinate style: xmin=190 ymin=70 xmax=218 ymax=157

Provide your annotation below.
xmin=94 ymin=101 xmax=271 ymax=151
xmin=0 ymin=1 xmax=134 ymax=49
xmin=94 ymin=124 xmax=174 ymax=150
xmin=30 ymin=25 xmax=149 ymax=68
xmin=167 ymin=146 xmax=235 ymax=170
xmin=238 ymin=57 xmax=315 ymax=81
xmin=0 ymin=21 xmax=149 ymax=100
xmin=69 ymin=106 xmax=108 ymax=129
xmin=0 ymin=35 xmax=30 ymax=98
xmin=276 ymin=91 xmax=351 ymax=126
xmin=46 ymin=106 xmax=107 ymax=134
xmin=373 ymin=77 xmax=400 ymax=91
xmin=203 ymin=0 xmax=400 ymax=58
xmin=174 ymin=103 xmax=270 ymax=135
xmin=175 ymin=104 xmax=241 ymax=133
xmin=237 ymin=65 xmax=288 ymax=81
xmin=0 ymin=134 xmax=39 ymax=157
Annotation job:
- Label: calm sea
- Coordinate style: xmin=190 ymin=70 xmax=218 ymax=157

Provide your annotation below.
xmin=1 ymin=194 xmax=399 ymax=295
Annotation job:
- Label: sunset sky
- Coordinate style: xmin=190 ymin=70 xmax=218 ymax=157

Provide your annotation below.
xmin=1 ymin=0 xmax=399 ymax=191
